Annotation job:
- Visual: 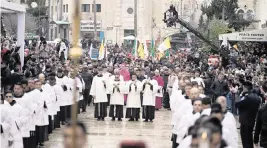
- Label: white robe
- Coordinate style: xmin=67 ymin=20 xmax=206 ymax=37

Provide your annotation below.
xmin=222 ymin=112 xmax=238 ymax=148
xmin=126 ymin=80 xmax=142 ymax=108
xmin=52 ymin=84 xmax=65 ymax=108
xmin=13 ymin=95 xmax=34 ymax=138
xmin=103 ymin=72 xmax=112 ymax=94
xmin=0 ymin=103 xmax=13 ymax=148
xmin=35 ymin=91 xmax=49 ymax=126
xmin=77 ymin=76 xmax=85 ymax=101
xmin=56 ymin=77 xmax=71 ymax=106
xmin=142 ymin=79 xmax=158 ymax=106
xmin=170 ymin=90 xmax=183 ymax=126
xmin=108 ymin=80 xmax=127 ymax=105
xmin=176 ymin=112 xmax=200 ymax=143
xmin=42 ymin=83 xmax=57 ymax=116
xmin=56 ymin=76 xmax=69 ymax=86
xmin=9 ymin=102 xmax=27 ymax=148
xmin=90 ymin=75 xmax=108 ymax=103
xmin=173 ymin=97 xmax=193 ymax=135
xmin=178 ymin=135 xmax=192 ymax=148
xmin=68 ymin=77 xmax=83 ymax=102
xmin=191 ymin=77 xmax=205 ymax=87
xmin=24 ymin=89 xmax=41 ymax=131
xmin=63 ymin=77 xmax=77 ymax=105
xmin=201 ymin=108 xmax=211 ymax=116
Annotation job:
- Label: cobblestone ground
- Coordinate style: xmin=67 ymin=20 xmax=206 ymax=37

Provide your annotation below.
xmin=45 ymin=106 xmax=243 ymax=148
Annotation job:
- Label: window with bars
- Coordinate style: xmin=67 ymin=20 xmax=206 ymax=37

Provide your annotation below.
xmin=81 ymin=4 xmax=90 ymax=12
xmin=92 ymin=4 xmax=101 ymax=12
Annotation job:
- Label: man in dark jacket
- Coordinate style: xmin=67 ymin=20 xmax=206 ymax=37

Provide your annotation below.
xmin=9 ymin=67 xmax=23 ymax=85
xmin=81 ymin=66 xmax=93 ymax=108
xmin=210 ymin=73 xmax=229 ymax=101
xmin=236 ymin=81 xmax=261 ymax=148
xmin=254 ymin=81 xmax=267 ymax=148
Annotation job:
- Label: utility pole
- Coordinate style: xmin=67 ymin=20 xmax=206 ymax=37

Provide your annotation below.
xmin=93 ymin=0 xmax=97 ymax=40
xmin=134 ymin=0 xmax=137 ymax=38
xmin=151 ymin=0 xmax=154 ymax=40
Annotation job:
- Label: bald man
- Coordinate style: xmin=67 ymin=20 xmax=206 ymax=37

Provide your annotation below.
xmin=216 ymin=96 xmax=238 ymax=148
xmin=189 ymin=87 xmax=200 ymax=100
xmin=39 ymin=74 xmax=46 ymax=84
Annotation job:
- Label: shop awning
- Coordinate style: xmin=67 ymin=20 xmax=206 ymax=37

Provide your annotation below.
xmin=219 ymin=28 xmax=267 ymax=42
xmin=50 ymin=20 xmax=70 ymax=25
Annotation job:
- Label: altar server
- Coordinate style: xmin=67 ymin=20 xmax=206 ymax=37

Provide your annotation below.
xmin=108 ymin=73 xmax=126 ymax=121
xmin=49 ymin=76 xmax=63 ymax=128
xmin=56 ymin=68 xmax=71 ymax=123
xmin=5 ymin=91 xmax=27 ymax=148
xmin=13 ymin=83 xmax=34 ymax=148
xmin=217 ymin=96 xmax=238 ymax=148
xmin=20 ymin=79 xmax=39 ymax=148
xmin=0 ymin=99 xmax=13 ymax=148
xmin=176 ymin=99 xmax=202 ymax=146
xmin=90 ymin=68 xmax=108 ymax=121
xmin=141 ymin=77 xmax=158 ymax=122
xmin=35 ymin=80 xmax=49 ymax=147
xmin=68 ymin=71 xmax=83 ymax=114
xmin=125 ymin=73 xmax=142 ymax=121
xmin=39 ymin=73 xmax=57 ymax=134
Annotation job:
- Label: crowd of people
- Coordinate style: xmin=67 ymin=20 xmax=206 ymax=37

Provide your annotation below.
xmin=1 ymin=33 xmax=267 ymax=148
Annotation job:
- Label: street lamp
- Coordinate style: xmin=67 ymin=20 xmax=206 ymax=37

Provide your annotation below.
xmin=31 ymin=2 xmax=41 ymax=36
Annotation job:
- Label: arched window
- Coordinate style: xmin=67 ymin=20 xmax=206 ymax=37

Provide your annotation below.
xmin=236 ymin=9 xmax=245 ymax=20
xmin=246 ymin=9 xmax=254 ymax=21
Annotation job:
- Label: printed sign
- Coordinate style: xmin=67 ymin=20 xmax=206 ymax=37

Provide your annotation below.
xmin=90 ymin=48 xmax=99 ymax=60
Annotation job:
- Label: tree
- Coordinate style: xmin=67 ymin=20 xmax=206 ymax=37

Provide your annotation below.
xmin=2 ymin=14 xmax=37 ymax=37
xmin=26 ymin=0 xmax=48 ymax=35
xmin=198 ymin=18 xmax=231 ymax=53
xmin=206 ymin=19 xmax=231 ymax=43
xmin=201 ymin=0 xmax=250 ymax=31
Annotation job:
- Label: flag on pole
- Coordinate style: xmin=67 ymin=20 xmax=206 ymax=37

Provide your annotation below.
xmin=89 ymin=43 xmax=93 ymax=58
xmin=158 ymin=37 xmax=171 ymax=53
xmin=143 ymin=40 xmax=149 ymax=58
xmin=132 ymin=39 xmax=138 ymax=58
xmin=138 ymin=42 xmax=145 ymax=59
xmin=165 ymin=49 xmax=170 ymax=58
xmin=98 ymin=39 xmax=105 ymax=60
xmin=150 ymin=38 xmax=155 ymax=57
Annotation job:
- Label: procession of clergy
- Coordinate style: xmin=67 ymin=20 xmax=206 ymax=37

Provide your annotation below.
xmin=0 ymin=66 xmax=166 ymax=148
xmin=1 ymin=64 xmax=240 ymax=148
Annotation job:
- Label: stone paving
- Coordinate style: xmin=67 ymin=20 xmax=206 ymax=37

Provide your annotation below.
xmin=45 ymin=106 xmax=243 ymax=148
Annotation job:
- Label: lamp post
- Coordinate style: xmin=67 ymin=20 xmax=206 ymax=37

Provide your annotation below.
xmin=31 ymin=2 xmax=41 ymax=36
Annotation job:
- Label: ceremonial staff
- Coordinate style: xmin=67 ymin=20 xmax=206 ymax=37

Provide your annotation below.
xmin=69 ymin=0 xmax=82 ymax=148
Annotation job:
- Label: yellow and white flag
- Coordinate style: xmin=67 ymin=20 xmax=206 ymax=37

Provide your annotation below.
xmin=98 ymin=39 xmax=105 ymax=60
xmin=138 ymin=41 xmax=145 ymax=59
xmin=158 ymin=37 xmax=171 ymax=53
